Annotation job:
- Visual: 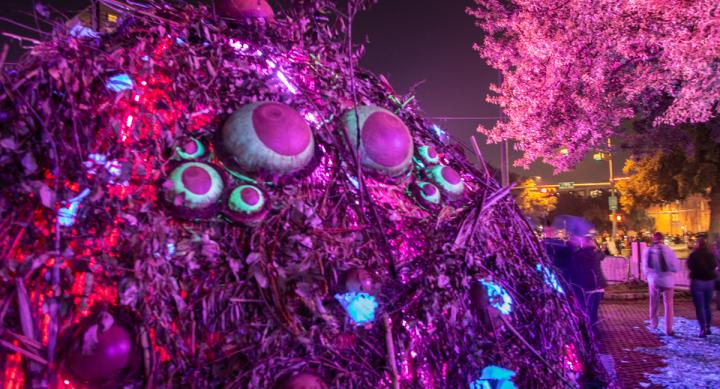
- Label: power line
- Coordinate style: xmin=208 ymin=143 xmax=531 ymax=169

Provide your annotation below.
xmin=430 ymin=116 xmax=502 ymax=121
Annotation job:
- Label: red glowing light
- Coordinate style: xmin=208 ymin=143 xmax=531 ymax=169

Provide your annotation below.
xmin=126 ymin=115 xmax=134 ymax=127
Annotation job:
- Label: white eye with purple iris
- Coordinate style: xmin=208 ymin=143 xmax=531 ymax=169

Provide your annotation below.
xmin=163 ymin=162 xmax=224 ymax=217
xmin=342 ymin=106 xmax=414 ymax=179
xmin=409 ymin=180 xmax=441 ymax=211
xmin=219 ymin=102 xmax=315 ymax=178
xmin=416 ymin=145 xmax=440 ymax=166
xmin=425 ymin=164 xmax=464 ymax=200
xmin=225 ymin=184 xmax=269 ymax=225
xmin=175 ymin=138 xmax=207 ymax=160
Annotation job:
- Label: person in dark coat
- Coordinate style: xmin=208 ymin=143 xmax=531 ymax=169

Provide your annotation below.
xmin=566 ymin=235 xmax=607 ymax=336
xmin=687 ymin=237 xmax=718 ymax=337
xmin=549 ymin=216 xmax=607 ymax=336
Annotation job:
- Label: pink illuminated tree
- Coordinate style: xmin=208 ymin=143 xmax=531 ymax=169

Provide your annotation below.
xmin=468 ymin=0 xmax=720 ymax=171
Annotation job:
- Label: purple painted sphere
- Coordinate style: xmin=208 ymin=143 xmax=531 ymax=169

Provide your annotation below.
xmin=441 ymin=166 xmax=462 ymax=185
xmin=240 ymin=186 xmax=261 ymax=206
xmin=182 ymin=139 xmax=198 ymax=154
xmin=421 ymin=183 xmax=438 ymax=197
xmin=215 ymin=0 xmax=274 ymax=19
xmin=344 ymin=269 xmax=373 ymax=293
xmin=66 ymin=325 xmax=133 ymax=383
xmin=181 ymin=166 xmax=213 ymax=195
xmin=278 ymin=372 xmax=328 ymax=389
xmin=362 ymin=111 xmax=413 ymax=168
xmin=253 ymin=102 xmax=312 ymax=156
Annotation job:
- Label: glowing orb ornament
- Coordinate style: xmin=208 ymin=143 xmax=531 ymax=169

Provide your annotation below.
xmin=470 ymin=365 xmax=518 ymax=389
xmin=334 ymin=292 xmax=378 ymax=325
xmin=416 ymin=145 xmax=440 ymax=166
xmin=175 ymin=138 xmax=207 ymax=160
xmin=342 ymin=106 xmax=414 ymax=179
xmin=215 ymin=0 xmax=274 ymax=19
xmin=408 ymin=180 xmax=441 ymax=211
xmin=162 ymin=162 xmax=224 ymax=218
xmin=425 ymin=164 xmax=464 ymax=201
xmin=478 ymin=279 xmax=513 ymax=315
xmin=219 ymin=102 xmax=315 ymax=178
xmin=106 ymin=74 xmax=133 ymax=92
xmin=224 ymin=184 xmax=269 ymax=225
xmin=59 ymin=311 xmax=142 ymax=388
xmin=276 ymin=372 xmax=328 ymax=389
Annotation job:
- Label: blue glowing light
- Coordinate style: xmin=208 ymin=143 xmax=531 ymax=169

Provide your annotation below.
xmin=346 ymin=173 xmax=360 ymax=189
xmin=479 ymin=279 xmax=513 ymax=315
xmin=334 ymin=292 xmax=378 ymax=325
xmin=535 ymin=263 xmax=564 ymax=294
xmin=69 ymin=24 xmax=99 ymax=39
xmin=58 ymin=202 xmax=80 ymax=227
xmin=431 ymin=124 xmax=446 ymax=139
xmin=58 ymin=189 xmax=91 ymax=227
xmin=106 ymin=74 xmax=134 ymax=92
xmin=469 ymin=365 xmax=517 ymax=389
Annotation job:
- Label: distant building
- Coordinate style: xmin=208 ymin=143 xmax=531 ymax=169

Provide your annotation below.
xmin=646 ymin=194 xmax=709 ymax=235
xmin=70 ymin=2 xmax=123 ymax=33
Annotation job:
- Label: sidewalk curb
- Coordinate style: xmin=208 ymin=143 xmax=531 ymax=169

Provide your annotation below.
xmin=605 ymin=291 xmax=691 ymax=301
xmin=605 ymin=293 xmax=648 ymax=300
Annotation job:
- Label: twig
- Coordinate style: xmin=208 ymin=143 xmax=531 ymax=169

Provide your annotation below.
xmin=1 ymin=32 xmax=41 ymax=45
xmin=0 ymin=339 xmax=48 ymax=365
xmin=499 ymin=314 xmax=575 ymax=387
xmin=470 ymin=135 xmax=492 ymax=179
xmin=0 ymin=17 xmax=48 ymax=35
xmin=383 ymin=314 xmax=400 ymax=389
xmin=0 ymin=44 xmax=8 ymax=70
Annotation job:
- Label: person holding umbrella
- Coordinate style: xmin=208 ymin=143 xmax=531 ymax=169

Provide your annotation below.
xmin=551 ymin=216 xmax=607 ymax=336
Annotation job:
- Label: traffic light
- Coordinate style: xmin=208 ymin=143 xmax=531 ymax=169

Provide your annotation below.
xmin=615 ymin=214 xmax=623 ymax=222
xmin=593 ymin=152 xmax=609 ymax=161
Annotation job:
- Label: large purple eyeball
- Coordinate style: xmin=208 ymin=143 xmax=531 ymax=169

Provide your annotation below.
xmin=163 ymin=162 xmax=224 ymax=216
xmin=220 ymin=102 xmax=315 ymax=177
xmin=64 ymin=324 xmax=133 ymax=384
xmin=276 ymin=372 xmax=328 ymax=389
xmin=425 ymin=164 xmax=464 ymax=201
xmin=215 ymin=0 xmax=274 ymax=19
xmin=225 ymin=184 xmax=269 ymax=225
xmin=342 ymin=106 xmax=414 ymax=178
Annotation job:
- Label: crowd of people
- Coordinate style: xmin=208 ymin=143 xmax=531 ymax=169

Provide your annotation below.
xmin=543 ymin=218 xmax=720 ymax=339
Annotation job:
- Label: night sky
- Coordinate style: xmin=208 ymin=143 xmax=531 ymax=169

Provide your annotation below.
xmin=0 ymin=0 xmax=625 ymax=184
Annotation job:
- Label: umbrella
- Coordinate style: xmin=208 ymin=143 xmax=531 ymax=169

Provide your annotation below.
xmin=552 ymin=215 xmax=596 ymax=237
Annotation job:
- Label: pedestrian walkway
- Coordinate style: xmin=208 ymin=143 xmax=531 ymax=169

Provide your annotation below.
xmin=598 ymin=298 xmax=720 ymax=388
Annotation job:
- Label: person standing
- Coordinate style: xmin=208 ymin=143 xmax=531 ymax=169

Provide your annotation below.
xmin=565 ymin=231 xmax=607 ymax=336
xmin=688 ymin=237 xmax=718 ymax=337
xmin=642 ymin=232 xmax=680 ymax=335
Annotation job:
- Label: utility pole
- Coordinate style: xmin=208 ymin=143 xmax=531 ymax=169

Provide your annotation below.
xmin=497 ymin=70 xmax=510 ymax=187
xmin=91 ymin=1 xmax=100 ymax=31
xmin=609 ymin=138 xmax=617 ymax=240
xmin=501 ymin=141 xmax=509 ymax=187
